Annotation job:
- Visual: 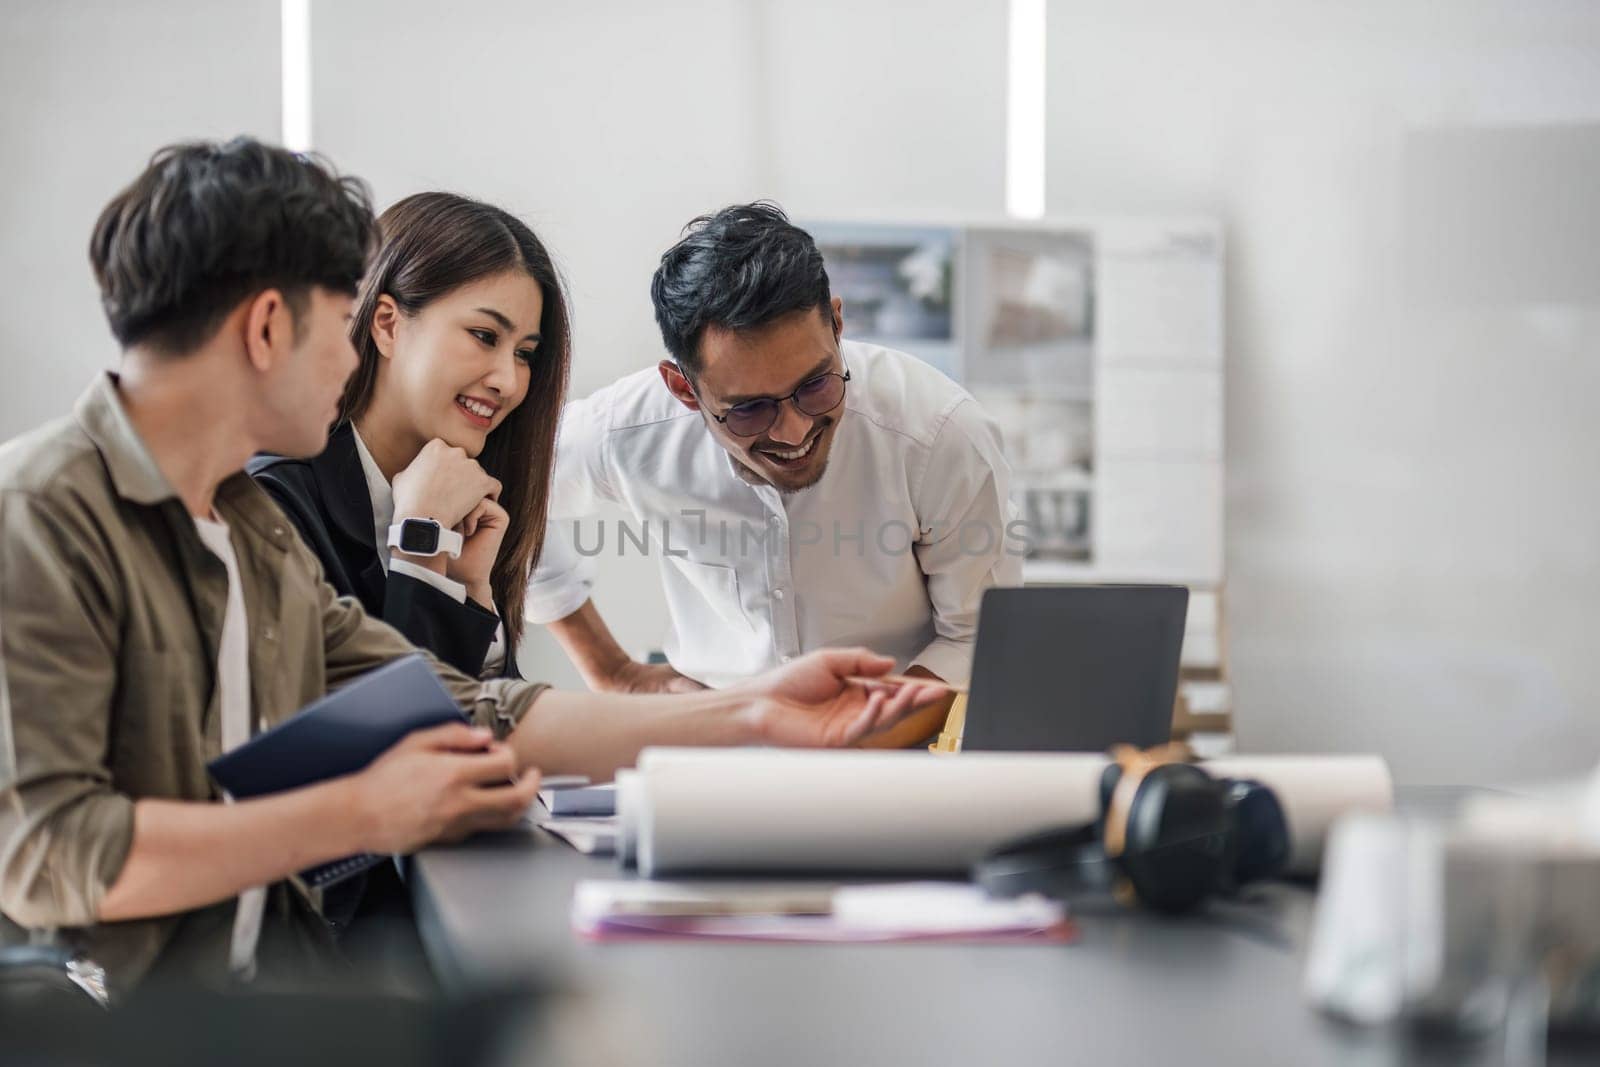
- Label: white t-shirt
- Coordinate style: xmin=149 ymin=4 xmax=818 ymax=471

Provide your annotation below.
xmin=193 ymin=515 xmax=266 ymax=978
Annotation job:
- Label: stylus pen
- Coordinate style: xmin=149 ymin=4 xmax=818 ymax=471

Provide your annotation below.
xmin=844 ymin=673 xmax=969 ymax=695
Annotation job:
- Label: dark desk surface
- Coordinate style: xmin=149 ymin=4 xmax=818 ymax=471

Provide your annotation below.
xmin=410 ymin=788 xmax=1593 ymax=1066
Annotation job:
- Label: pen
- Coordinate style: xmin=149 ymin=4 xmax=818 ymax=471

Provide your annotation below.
xmin=844 ymin=673 xmax=969 ymax=695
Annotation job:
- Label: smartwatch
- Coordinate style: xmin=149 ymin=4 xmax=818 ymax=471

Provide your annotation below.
xmin=387 ymin=517 xmax=464 ymax=560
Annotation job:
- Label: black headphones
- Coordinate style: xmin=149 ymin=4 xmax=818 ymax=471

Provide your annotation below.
xmin=974 ymin=744 xmax=1291 ymax=914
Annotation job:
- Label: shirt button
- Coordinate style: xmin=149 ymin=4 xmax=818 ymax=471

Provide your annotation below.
xmin=263 ymin=626 xmax=277 ymax=642
xmin=781 ymin=654 xmax=793 ymax=663
xmin=272 ymin=524 xmax=285 ymax=539
xmin=773 ymin=589 xmax=785 ymax=600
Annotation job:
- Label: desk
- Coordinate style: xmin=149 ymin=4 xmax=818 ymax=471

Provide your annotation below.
xmin=410 ymin=788 xmax=1598 ymax=1066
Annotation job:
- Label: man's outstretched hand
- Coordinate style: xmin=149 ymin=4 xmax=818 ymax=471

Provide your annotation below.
xmin=738 ymin=648 xmax=953 ymax=748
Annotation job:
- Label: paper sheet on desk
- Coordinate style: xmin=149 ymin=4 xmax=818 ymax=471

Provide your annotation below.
xmin=572 ymin=880 xmax=1075 ymax=944
xmin=535 ymin=816 xmax=618 ymax=856
xmin=576 ymin=914 xmax=1075 ymax=943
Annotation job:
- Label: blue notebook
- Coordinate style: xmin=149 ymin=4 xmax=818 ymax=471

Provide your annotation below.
xmin=207 ymin=654 xmax=468 ymax=888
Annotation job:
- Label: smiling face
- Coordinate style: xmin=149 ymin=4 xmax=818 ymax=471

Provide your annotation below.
xmin=661 ymin=299 xmax=847 ymax=493
xmin=371 ymin=270 xmax=544 ymax=457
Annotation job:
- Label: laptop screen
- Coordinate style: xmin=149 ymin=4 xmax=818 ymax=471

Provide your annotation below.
xmin=961 ymin=585 xmax=1188 ymax=753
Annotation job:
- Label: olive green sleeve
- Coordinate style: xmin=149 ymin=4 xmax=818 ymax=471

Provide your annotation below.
xmin=0 ymin=491 xmax=136 ymax=928
xmin=305 ymin=539 xmax=549 ymax=740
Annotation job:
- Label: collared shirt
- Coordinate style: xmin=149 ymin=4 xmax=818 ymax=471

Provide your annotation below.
xmin=350 ymin=428 xmax=507 ymax=676
xmin=525 ymin=341 xmax=1022 ymax=688
xmin=0 ymin=373 xmax=547 ymax=995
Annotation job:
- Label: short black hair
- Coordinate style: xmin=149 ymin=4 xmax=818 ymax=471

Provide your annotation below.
xmin=89 ymin=137 xmax=375 ymax=355
xmin=650 ymin=201 xmax=832 ymax=374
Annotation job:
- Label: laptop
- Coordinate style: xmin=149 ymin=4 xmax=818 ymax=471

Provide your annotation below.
xmin=959 ymin=585 xmax=1189 ymax=753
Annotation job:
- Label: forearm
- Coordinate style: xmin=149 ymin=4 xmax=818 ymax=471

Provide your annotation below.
xmin=545 ymin=599 xmax=636 ymax=690
xmin=505 ymin=685 xmax=758 ymax=783
xmin=98 ymin=779 xmax=363 ymax=922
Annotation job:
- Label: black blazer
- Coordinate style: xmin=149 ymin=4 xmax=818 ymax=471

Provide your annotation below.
xmin=249 ymin=422 xmax=519 ymax=679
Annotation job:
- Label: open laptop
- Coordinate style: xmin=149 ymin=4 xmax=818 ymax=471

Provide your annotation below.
xmin=959 ymin=585 xmax=1188 ymax=753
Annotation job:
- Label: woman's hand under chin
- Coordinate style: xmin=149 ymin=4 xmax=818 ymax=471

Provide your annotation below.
xmin=391 ymin=437 xmax=502 ymax=529
xmin=448 ymin=496 xmax=510 ymax=611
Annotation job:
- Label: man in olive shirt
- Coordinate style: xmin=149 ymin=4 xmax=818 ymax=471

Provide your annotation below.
xmin=0 ymin=139 xmax=938 ymax=996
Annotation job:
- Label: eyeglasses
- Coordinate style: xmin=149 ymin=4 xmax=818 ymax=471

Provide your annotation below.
xmin=703 ymin=368 xmax=851 ymax=438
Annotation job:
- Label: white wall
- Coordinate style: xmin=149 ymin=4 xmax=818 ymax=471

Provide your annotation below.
xmin=311 ymin=0 xmax=770 ymax=398
xmin=1046 ymin=0 xmax=1600 ymax=783
xmin=0 ymin=0 xmax=280 ymax=433
xmin=310 ymin=0 xmax=1010 ymax=688
xmin=758 ymin=0 xmax=1007 ymax=219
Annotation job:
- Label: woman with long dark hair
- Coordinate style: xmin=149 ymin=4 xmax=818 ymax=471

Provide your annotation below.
xmin=252 ymin=192 xmax=569 ymax=677
xmin=246 ymin=192 xmax=945 ymax=964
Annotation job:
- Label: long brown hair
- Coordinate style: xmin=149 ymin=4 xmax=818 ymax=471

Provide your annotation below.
xmin=342 ymin=192 xmax=571 ymax=648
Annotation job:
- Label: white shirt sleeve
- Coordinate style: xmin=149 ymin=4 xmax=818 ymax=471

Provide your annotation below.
xmin=523 ymin=522 xmax=596 ymax=624
xmin=388 ymin=556 xmax=471 ymax=605
xmin=908 ymin=398 xmax=1024 ymax=687
xmin=523 ymin=390 xmax=617 ymax=625
xmin=480 ymin=619 xmax=508 ymax=677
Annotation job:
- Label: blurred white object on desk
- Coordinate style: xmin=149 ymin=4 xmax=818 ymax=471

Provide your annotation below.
xmin=1307 ymin=776 xmax=1600 ymax=1033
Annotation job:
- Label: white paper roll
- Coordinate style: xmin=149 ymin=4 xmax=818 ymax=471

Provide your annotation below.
xmin=633 ymin=749 xmax=1108 ymax=877
xmin=614 ymin=769 xmax=642 ymax=866
xmin=626 ymin=749 xmax=1394 ymax=878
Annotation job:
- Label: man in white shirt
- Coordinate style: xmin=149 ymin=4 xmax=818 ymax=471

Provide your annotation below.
xmin=527 ymin=203 xmax=1023 ymax=746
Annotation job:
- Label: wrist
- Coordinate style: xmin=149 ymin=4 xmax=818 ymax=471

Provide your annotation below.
xmin=312 ymin=776 xmax=377 ymax=856
xmin=725 ymin=690 xmax=777 ymax=746
xmin=388 ymin=515 xmax=463 ymax=561
xmin=390 ymin=548 xmax=448 ymax=576
xmin=677 ymin=685 xmax=765 ymax=745
xmin=391 ymin=499 xmax=439 ymax=524
xmin=587 ymin=650 xmax=640 ymax=692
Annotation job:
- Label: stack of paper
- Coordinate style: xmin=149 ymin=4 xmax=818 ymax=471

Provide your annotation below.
xmin=536 ymin=818 xmax=618 ymax=855
xmin=538 ymin=782 xmax=617 ymax=817
xmin=529 ymin=779 xmax=619 ymax=855
xmin=571 ymin=879 xmax=1074 ymax=944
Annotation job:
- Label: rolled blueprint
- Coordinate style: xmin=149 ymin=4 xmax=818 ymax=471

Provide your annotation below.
xmin=633 ymin=749 xmax=1107 ymax=877
xmin=626 ymin=748 xmax=1394 ymax=878
xmin=614 ymin=769 xmax=643 ymax=867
